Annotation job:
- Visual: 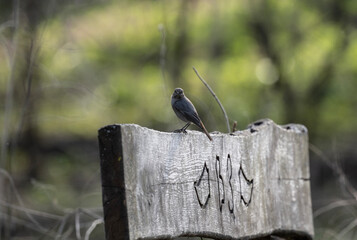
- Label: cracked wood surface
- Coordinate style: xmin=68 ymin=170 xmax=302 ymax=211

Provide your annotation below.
xmin=98 ymin=119 xmax=314 ymax=240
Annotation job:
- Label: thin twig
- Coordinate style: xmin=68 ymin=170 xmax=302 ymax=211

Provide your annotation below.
xmin=56 ymin=213 xmax=72 ymax=240
xmin=232 ymin=121 xmax=237 ymax=132
xmin=0 ymin=200 xmax=62 ymax=220
xmin=62 ymin=225 xmax=75 ymax=240
xmin=315 ymin=227 xmax=339 ymax=240
xmin=336 ymin=218 xmax=357 ymax=239
xmin=0 ymin=20 xmax=15 ymax=34
xmin=75 ymin=209 xmax=82 ymax=240
xmin=158 ymin=24 xmax=167 ymax=84
xmin=193 ymin=67 xmax=230 ymax=133
xmin=0 ymin=213 xmax=57 ymax=237
xmin=314 ymin=199 xmax=357 ymax=218
xmin=309 ymin=144 xmax=357 ymax=200
xmin=84 ymin=218 xmax=103 ymax=240
xmin=0 ymin=168 xmax=47 ymax=232
xmin=80 ymin=208 xmax=102 ymax=219
xmin=158 ymin=23 xmax=170 ymax=100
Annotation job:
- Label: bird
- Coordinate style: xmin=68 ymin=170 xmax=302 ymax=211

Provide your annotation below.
xmin=171 ymin=88 xmax=213 ymax=141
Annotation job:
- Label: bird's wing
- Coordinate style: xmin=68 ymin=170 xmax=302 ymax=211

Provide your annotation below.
xmin=173 ymin=98 xmax=202 ymax=128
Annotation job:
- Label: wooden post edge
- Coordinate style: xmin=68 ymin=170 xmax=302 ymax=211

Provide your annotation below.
xmin=98 ymin=119 xmax=314 ymax=240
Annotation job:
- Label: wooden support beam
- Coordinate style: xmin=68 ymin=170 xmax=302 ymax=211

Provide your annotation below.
xmin=98 ymin=119 xmax=314 ymax=240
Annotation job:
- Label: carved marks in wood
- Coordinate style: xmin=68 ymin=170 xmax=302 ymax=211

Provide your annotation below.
xmin=194 ymin=154 xmax=254 ymax=215
xmin=112 ymin=123 xmax=314 ymax=240
xmin=194 ymin=162 xmax=210 ymax=209
xmin=239 ymin=164 xmax=254 ymax=206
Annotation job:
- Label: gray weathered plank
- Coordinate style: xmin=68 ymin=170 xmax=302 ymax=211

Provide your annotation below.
xmin=98 ymin=119 xmax=314 ymax=240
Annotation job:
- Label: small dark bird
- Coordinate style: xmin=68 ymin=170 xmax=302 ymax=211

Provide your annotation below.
xmin=171 ymin=88 xmax=213 ymax=141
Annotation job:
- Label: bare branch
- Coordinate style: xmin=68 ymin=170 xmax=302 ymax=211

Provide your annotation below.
xmin=0 ymin=168 xmax=47 ymax=232
xmin=56 ymin=213 xmax=73 ymax=240
xmin=0 ymin=212 xmax=57 ymax=237
xmin=0 ymin=200 xmax=62 ymax=220
xmin=158 ymin=24 xmax=167 ymax=83
xmin=314 ymin=199 xmax=357 ymax=218
xmin=0 ymin=20 xmax=15 ymax=34
xmin=192 ymin=67 xmax=230 ymax=133
xmin=75 ymin=209 xmax=82 ymax=240
xmin=336 ymin=218 xmax=357 ymax=239
xmin=309 ymin=144 xmax=357 ymax=200
xmin=84 ymin=218 xmax=103 ymax=240
xmin=80 ymin=208 xmax=102 ymax=219
xmin=158 ymin=24 xmax=170 ymax=100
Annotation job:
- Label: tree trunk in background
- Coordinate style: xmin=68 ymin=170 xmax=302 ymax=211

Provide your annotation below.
xmin=169 ymin=0 xmax=190 ymax=86
xmin=1 ymin=1 xmax=43 ymax=238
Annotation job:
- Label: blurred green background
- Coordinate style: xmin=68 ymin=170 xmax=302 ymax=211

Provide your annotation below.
xmin=0 ymin=0 xmax=357 ymax=239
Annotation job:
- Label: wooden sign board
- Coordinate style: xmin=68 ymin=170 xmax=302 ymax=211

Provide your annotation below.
xmin=98 ymin=119 xmax=314 ymax=240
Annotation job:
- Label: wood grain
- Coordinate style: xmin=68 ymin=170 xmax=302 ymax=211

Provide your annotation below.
xmin=99 ymin=119 xmax=314 ymax=240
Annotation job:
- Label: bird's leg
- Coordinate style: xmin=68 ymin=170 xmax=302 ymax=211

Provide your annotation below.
xmin=173 ymin=123 xmax=190 ymax=133
xmin=182 ymin=123 xmax=190 ymax=133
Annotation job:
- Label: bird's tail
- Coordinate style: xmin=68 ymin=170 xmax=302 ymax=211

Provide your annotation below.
xmin=199 ymin=120 xmax=213 ymax=141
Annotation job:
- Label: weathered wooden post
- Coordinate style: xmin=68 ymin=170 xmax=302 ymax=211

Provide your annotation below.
xmin=98 ymin=119 xmax=314 ymax=240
